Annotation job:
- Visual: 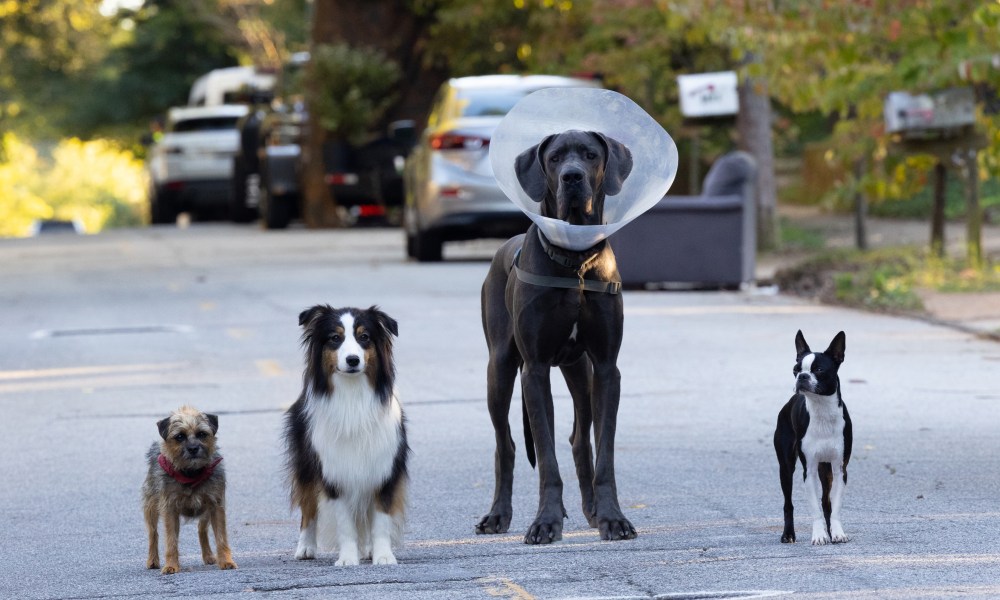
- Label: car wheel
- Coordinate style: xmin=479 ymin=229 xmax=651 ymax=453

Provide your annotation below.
xmin=229 ymin=158 xmax=256 ymax=223
xmin=260 ymin=187 xmax=291 ymax=230
xmin=414 ymin=229 xmax=442 ymax=262
xmin=149 ymin=187 xmax=177 ymax=225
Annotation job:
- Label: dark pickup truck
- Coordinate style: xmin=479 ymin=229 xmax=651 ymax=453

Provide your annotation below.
xmin=231 ymin=101 xmax=415 ymax=229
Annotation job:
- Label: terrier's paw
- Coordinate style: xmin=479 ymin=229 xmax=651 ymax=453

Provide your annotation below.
xmin=161 ymin=564 xmax=179 ymax=575
xmin=830 ymin=521 xmax=849 ymax=543
xmin=147 ymin=557 xmax=160 ymax=570
xmin=811 ymin=520 xmax=831 ymax=545
xmin=218 ymin=559 xmax=238 ymax=570
xmin=203 ymin=554 xmax=217 ymax=565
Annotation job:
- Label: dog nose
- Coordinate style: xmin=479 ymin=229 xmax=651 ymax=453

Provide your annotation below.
xmin=346 ymin=355 xmax=360 ymax=368
xmin=186 ymin=445 xmax=200 ymax=455
xmin=561 ymin=169 xmax=584 ymax=185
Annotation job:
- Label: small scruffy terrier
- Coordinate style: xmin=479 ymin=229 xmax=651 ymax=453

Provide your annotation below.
xmin=142 ymin=405 xmax=237 ymax=574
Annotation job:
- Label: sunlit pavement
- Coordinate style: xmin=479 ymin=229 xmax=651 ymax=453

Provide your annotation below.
xmin=2 ymin=224 xmax=999 ymax=600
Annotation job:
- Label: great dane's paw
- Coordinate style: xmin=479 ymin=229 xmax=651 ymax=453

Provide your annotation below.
xmin=524 ymin=518 xmax=563 ymax=545
xmin=780 ymin=531 xmax=796 ymax=543
xmin=598 ymin=516 xmax=637 ymax=541
xmin=475 ymin=512 xmax=511 ymax=535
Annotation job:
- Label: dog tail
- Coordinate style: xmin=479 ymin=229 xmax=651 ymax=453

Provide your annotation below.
xmin=522 ymin=396 xmax=536 ymax=468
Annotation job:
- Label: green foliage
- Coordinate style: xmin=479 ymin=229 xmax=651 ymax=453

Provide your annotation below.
xmin=306 ymin=43 xmax=401 ymax=144
xmin=0 ymin=0 xmax=114 ymax=139
xmin=868 ymin=176 xmax=1000 ymax=219
xmin=0 ymin=133 xmax=147 ymax=237
xmin=776 ymin=245 xmax=1000 ymax=313
xmin=74 ymin=0 xmax=241 ymax=140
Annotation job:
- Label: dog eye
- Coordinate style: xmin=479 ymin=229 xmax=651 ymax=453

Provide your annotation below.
xmin=358 ymin=332 xmax=370 ymax=343
xmin=196 ymin=431 xmax=208 ymax=439
xmin=814 ymin=367 xmax=824 ymax=374
xmin=548 ymin=154 xmax=561 ymax=163
xmin=329 ymin=334 xmax=342 ymax=343
xmin=586 ymin=151 xmax=597 ymax=160
xmin=173 ymin=433 xmax=185 ymax=442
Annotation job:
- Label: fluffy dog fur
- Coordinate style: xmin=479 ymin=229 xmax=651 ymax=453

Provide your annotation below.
xmin=284 ymin=305 xmax=408 ymax=566
xmin=142 ymin=405 xmax=236 ymax=574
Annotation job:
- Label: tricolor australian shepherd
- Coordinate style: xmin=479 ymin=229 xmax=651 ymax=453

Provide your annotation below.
xmin=284 ymin=305 xmax=408 ymax=565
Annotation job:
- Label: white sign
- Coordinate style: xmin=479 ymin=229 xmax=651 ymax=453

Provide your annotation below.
xmin=677 ymin=71 xmax=739 ymax=118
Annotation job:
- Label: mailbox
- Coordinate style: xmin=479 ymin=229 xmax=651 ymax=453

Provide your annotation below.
xmin=677 ymin=71 xmax=739 ymax=118
xmin=884 ymin=87 xmax=975 ymax=140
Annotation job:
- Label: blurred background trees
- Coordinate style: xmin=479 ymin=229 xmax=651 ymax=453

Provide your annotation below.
xmin=3 ymin=0 xmax=1000 ymax=254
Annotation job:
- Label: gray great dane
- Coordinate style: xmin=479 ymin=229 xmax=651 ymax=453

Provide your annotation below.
xmin=477 ymin=130 xmax=636 ymax=544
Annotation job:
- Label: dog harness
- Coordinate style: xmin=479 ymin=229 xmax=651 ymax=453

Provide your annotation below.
xmin=158 ymin=454 xmax=223 ymax=488
xmin=512 ymin=230 xmax=622 ymax=295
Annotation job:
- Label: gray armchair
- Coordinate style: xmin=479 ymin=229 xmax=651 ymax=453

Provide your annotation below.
xmin=610 ymin=151 xmax=757 ymax=289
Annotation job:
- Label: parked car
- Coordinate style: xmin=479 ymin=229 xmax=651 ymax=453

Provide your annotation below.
xmin=402 ymin=74 xmax=602 ymax=261
xmin=147 ymin=104 xmax=249 ymax=223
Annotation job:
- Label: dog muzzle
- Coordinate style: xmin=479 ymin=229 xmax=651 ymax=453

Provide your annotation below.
xmin=491 ymin=88 xmax=678 ymax=251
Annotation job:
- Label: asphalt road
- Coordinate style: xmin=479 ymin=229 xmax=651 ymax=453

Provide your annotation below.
xmin=2 ymin=224 xmax=999 ymax=600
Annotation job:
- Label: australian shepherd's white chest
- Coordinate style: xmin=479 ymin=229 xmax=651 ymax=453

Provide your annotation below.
xmin=283 ymin=305 xmax=408 ymax=566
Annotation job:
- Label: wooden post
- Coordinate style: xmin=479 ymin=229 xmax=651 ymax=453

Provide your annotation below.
xmin=852 ymin=158 xmax=868 ymax=251
xmin=930 ymin=161 xmax=946 ymax=258
xmin=963 ymin=149 xmax=983 ymax=266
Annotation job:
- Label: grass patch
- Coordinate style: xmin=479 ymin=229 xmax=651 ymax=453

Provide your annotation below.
xmin=774 ymin=247 xmax=1000 ymax=314
xmin=869 ymin=176 xmax=1000 ymax=220
xmin=778 ymin=217 xmax=826 ymax=252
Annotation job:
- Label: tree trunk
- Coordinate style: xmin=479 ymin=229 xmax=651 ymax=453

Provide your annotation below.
xmin=303 ymin=0 xmax=446 ymax=228
xmin=931 ymin=160 xmax=946 ymax=258
xmin=302 ymin=0 xmax=341 ymax=228
xmin=736 ymin=72 xmax=780 ymax=251
xmin=962 ymin=149 xmax=982 ymax=266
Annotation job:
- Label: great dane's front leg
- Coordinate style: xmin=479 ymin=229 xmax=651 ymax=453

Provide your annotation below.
xmin=521 ymin=362 xmax=565 ymax=544
xmin=561 ymin=355 xmax=597 ymax=527
xmin=591 ymin=361 xmax=636 ymax=541
xmin=476 ymin=348 xmax=519 ymax=534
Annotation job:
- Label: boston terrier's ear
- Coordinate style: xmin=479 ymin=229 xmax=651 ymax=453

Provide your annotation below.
xmin=794 ymin=330 xmax=810 ymax=360
xmin=824 ymin=331 xmax=846 ymax=364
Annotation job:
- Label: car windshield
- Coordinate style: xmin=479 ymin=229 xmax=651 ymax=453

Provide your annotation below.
xmin=170 ymin=117 xmax=240 ymax=133
xmin=457 ymin=89 xmax=534 ymax=117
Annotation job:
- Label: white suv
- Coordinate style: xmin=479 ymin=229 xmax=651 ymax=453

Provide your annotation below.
xmin=147 ymin=104 xmax=249 ymax=223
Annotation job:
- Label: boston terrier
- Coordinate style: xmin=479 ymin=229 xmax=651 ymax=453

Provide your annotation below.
xmin=773 ymin=330 xmax=852 ymax=545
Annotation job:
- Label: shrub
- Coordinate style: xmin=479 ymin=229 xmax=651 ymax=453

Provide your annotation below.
xmin=304 ymin=43 xmax=401 ymax=145
xmin=0 ymin=133 xmax=147 ymax=237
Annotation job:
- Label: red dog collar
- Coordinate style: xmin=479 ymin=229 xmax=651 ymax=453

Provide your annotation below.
xmin=158 ymin=454 xmax=223 ymax=488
